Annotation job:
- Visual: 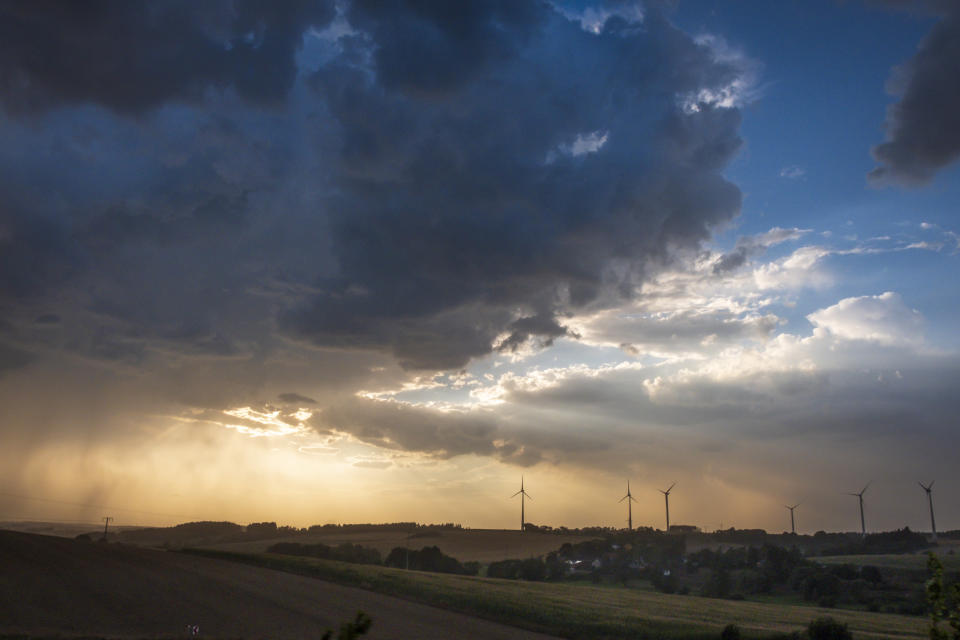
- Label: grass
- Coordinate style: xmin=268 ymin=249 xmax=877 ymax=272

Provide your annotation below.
xmin=183 ymin=549 xmax=927 ymax=640
xmin=812 ymin=553 xmax=960 ymax=571
xmin=203 ymin=528 xmax=592 ymax=563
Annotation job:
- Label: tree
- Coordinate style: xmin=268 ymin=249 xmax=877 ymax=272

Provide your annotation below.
xmin=807 ymin=617 xmax=852 ymax=640
xmin=926 ymin=552 xmax=960 ymax=640
xmin=519 ymin=557 xmax=546 ymax=581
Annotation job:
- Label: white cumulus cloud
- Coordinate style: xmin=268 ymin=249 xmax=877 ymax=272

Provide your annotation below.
xmin=806 ymin=291 xmax=924 ymax=346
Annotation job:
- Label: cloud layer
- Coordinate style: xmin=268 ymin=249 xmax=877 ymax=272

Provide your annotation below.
xmin=282 ymin=3 xmax=748 ymax=368
xmin=870 ymin=2 xmax=960 ymax=184
xmin=1 ymin=2 xmax=958 ymax=532
xmin=0 ymin=1 xmax=335 ymax=115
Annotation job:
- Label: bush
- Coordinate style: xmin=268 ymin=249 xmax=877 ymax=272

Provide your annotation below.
xmin=267 ymin=542 xmax=381 ymax=565
xmin=322 ymin=611 xmax=372 ymax=640
xmin=487 ymin=559 xmax=523 ymax=580
xmin=721 ymin=623 xmax=741 ymax=640
xmin=830 ymin=564 xmax=858 ymax=580
xmin=384 ymin=545 xmax=467 ymax=574
xmin=803 ymin=572 xmax=841 ymax=603
xmin=807 ymin=617 xmax=852 ymax=640
xmin=700 ymin=566 xmax=731 ymax=598
xmin=860 ymin=565 xmax=883 ymax=584
xmin=652 ymin=568 xmax=678 ymax=594
xmin=519 ymin=557 xmax=547 ymax=581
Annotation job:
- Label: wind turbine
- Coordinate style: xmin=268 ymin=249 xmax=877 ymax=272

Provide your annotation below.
xmin=511 ymin=476 xmax=532 ymax=532
xmin=847 ymin=482 xmax=870 ymax=537
xmin=785 ymin=503 xmax=800 ymax=534
xmin=919 ymin=481 xmax=937 ymax=543
xmin=619 ymin=480 xmax=638 ymax=531
xmin=660 ymin=482 xmax=676 ymax=533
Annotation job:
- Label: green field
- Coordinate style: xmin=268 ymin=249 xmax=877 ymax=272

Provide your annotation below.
xmin=185 ymin=549 xmax=927 ymax=640
xmin=204 ymin=527 xmax=594 ymax=563
xmin=812 ymin=552 xmax=960 ymax=571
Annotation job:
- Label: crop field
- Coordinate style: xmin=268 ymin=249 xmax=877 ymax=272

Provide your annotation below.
xmin=206 ymin=528 xmax=592 ymax=563
xmin=188 ymin=549 xmax=928 ymax=640
xmin=812 ymin=552 xmax=960 ymax=571
xmin=0 ymin=529 xmax=557 ymax=640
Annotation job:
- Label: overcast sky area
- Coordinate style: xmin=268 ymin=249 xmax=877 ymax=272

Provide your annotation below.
xmin=1 ymin=0 xmax=959 ymax=534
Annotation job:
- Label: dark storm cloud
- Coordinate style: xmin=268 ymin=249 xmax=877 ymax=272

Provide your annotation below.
xmin=869 ymin=2 xmax=960 ymax=185
xmin=0 ymin=211 xmax=81 ymax=300
xmin=496 ymin=313 xmax=575 ymax=354
xmin=0 ymin=2 xmax=749 ymax=380
xmin=346 ymin=0 xmax=542 ymax=97
xmin=282 ymin=4 xmax=747 ymax=369
xmin=0 ymin=0 xmax=334 ymax=115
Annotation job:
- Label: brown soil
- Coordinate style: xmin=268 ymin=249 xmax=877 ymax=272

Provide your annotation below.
xmin=0 ymin=529 xmax=558 ymax=640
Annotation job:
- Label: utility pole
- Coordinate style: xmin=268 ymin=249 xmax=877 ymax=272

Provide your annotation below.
xmin=102 ymin=516 xmax=113 ymax=541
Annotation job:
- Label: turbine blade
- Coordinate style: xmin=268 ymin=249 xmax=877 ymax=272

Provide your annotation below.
xmin=861 ymin=481 xmax=871 ymax=494
xmin=619 ymin=495 xmax=628 ymax=503
xmin=511 ymin=490 xmax=522 ymax=498
xmin=667 ymin=481 xmax=676 ymax=493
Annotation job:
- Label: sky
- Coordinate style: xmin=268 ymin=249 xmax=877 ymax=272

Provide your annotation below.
xmin=1 ymin=0 xmax=959 ymax=535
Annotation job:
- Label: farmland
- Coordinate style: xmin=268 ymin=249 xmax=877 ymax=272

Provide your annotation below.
xmin=204 ymin=527 xmax=592 ymax=563
xmin=0 ymin=522 xmax=940 ymax=640
xmin=0 ymin=529 xmax=557 ymax=640
xmin=812 ymin=552 xmax=960 ymax=571
xmin=187 ymin=548 xmax=928 ymax=640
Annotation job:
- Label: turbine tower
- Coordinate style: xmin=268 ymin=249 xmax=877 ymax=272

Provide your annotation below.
xmin=785 ymin=503 xmax=800 ymax=534
xmin=847 ymin=482 xmax=870 ymax=537
xmin=511 ymin=476 xmax=532 ymax=532
xmin=919 ymin=481 xmax=937 ymax=543
xmin=660 ymin=482 xmax=676 ymax=533
xmin=619 ymin=480 xmax=638 ymax=531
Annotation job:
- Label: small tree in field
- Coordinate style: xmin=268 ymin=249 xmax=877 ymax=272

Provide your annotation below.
xmin=321 ymin=611 xmax=372 ymax=640
xmin=720 ymin=623 xmax=741 ymax=640
xmin=807 ymin=616 xmax=851 ymax=640
xmin=926 ymin=553 xmax=960 ymax=640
